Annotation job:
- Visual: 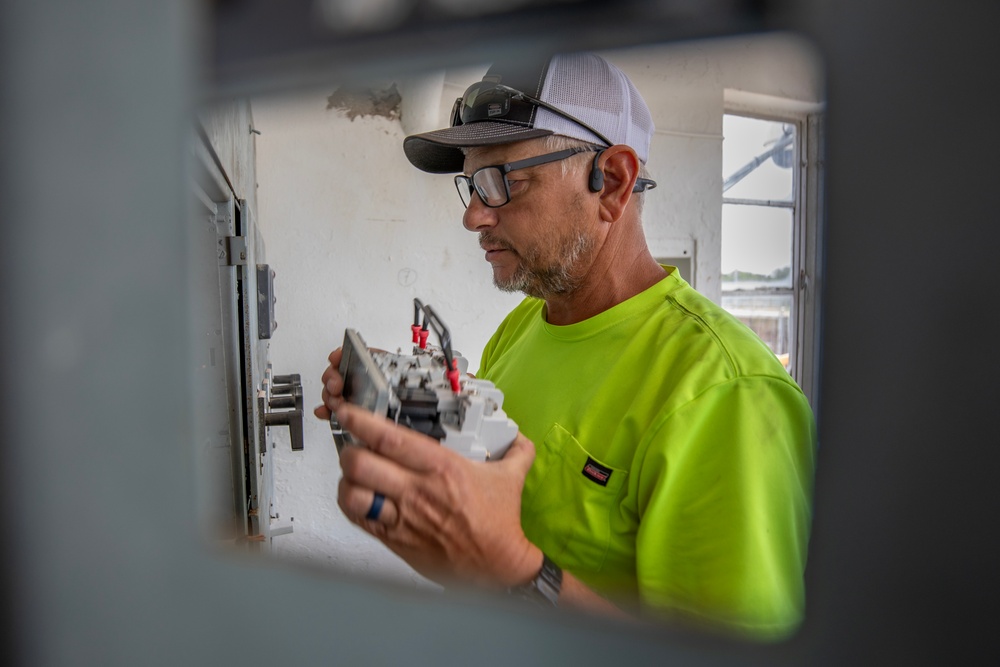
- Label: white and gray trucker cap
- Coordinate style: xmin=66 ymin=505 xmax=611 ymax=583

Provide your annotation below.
xmin=403 ymin=53 xmax=655 ymax=174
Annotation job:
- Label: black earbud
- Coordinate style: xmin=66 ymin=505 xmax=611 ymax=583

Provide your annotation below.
xmin=589 ymin=150 xmax=605 ymax=192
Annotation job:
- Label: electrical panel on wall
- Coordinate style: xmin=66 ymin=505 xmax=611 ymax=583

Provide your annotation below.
xmin=190 ymin=114 xmax=301 ymax=551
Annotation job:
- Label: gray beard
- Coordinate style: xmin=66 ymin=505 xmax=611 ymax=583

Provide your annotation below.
xmin=491 ymin=230 xmax=594 ymax=300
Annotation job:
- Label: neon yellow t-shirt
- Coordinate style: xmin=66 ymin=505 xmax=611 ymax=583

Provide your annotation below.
xmin=479 ymin=268 xmax=816 ymax=640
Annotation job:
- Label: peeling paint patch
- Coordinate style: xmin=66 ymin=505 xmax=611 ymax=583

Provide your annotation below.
xmin=326 ymin=83 xmax=402 ymax=121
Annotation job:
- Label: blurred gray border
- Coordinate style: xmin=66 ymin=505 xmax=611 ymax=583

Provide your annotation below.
xmin=2 ymin=1 xmax=997 ymax=664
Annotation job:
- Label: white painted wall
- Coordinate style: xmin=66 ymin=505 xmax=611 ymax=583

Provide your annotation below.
xmin=252 ymin=33 xmax=823 ymax=589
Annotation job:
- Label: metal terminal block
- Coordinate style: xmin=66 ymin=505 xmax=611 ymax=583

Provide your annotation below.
xmin=331 ymin=299 xmax=518 ymax=461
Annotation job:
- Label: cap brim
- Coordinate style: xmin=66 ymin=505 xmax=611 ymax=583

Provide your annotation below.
xmin=403 ymin=122 xmax=553 ymax=174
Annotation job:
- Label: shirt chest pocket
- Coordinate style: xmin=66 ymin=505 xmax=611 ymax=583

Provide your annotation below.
xmin=521 ymin=423 xmax=629 ymax=576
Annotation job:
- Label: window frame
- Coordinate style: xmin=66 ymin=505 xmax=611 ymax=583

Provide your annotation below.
xmin=721 ymin=106 xmax=825 ymax=415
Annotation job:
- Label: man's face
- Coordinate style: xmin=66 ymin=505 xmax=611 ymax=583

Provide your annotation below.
xmin=461 ymin=140 xmax=599 ymax=300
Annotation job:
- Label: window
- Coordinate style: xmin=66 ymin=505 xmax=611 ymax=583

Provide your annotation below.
xmin=722 ymin=111 xmax=823 ymax=408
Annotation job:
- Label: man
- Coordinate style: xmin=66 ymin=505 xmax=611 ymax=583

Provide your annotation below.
xmin=316 ymin=52 xmax=816 ymax=641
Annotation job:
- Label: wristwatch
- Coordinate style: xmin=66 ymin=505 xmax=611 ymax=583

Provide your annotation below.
xmin=511 ymin=553 xmax=562 ymax=607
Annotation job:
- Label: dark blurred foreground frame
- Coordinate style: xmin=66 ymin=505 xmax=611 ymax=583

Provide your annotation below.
xmin=1 ymin=0 xmax=998 ymax=665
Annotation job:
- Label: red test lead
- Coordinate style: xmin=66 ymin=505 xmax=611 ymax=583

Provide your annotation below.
xmin=447 ymin=359 xmax=461 ymax=393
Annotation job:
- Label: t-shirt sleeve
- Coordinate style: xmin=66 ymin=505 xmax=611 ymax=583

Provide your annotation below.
xmin=634 ymin=376 xmax=816 ymax=641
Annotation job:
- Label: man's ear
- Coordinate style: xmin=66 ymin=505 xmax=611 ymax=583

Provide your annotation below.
xmin=596 ymin=146 xmax=640 ymax=223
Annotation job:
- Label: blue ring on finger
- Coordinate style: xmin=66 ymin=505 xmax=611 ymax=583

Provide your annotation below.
xmin=366 ymin=492 xmax=385 ymax=521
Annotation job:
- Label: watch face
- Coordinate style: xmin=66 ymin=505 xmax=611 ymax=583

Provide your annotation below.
xmin=535 ymin=555 xmax=563 ymax=606
xmin=508 ymin=555 xmax=562 ymax=608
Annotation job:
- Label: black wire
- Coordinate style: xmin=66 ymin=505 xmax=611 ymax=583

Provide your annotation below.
xmin=412 ymin=298 xmax=454 ymax=372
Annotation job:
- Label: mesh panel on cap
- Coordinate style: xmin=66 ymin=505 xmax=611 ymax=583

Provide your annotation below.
xmin=534 ymin=53 xmax=654 ymax=164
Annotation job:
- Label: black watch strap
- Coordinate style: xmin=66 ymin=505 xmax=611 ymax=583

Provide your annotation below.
xmin=511 ymin=554 xmax=562 ymax=607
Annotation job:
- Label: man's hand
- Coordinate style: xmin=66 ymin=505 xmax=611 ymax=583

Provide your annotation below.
xmin=314 ymin=347 xmax=345 ymax=421
xmin=333 ymin=402 xmax=543 ymax=589
xmin=315 ymin=347 xmax=629 ymax=616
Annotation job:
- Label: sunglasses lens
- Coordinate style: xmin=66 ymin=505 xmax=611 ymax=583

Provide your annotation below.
xmin=459 ymin=83 xmax=511 ymax=124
